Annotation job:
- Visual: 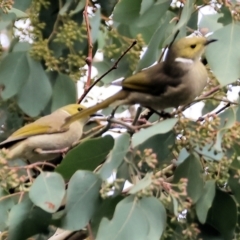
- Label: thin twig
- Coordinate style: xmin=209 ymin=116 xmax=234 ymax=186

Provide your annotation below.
xmin=87 ymin=223 xmax=94 ymax=240
xmin=10 ymin=162 xmax=56 ymax=170
xmin=197 ymin=102 xmax=231 ymax=122
xmin=83 ymin=0 xmax=93 ymax=92
xmin=108 ymin=118 xmax=136 ymax=132
xmin=78 ymin=40 xmax=137 ymax=104
xmin=201 ymin=85 xmax=221 ymax=97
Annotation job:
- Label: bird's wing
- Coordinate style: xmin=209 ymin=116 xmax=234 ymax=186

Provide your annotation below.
xmin=122 ymin=63 xmax=185 ymax=96
xmin=0 ymin=112 xmax=69 ymax=146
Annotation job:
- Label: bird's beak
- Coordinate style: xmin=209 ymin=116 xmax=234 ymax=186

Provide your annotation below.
xmin=205 ymin=39 xmax=218 ymax=46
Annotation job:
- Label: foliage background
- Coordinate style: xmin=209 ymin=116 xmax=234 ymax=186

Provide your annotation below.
xmin=0 ymin=0 xmax=240 ymax=239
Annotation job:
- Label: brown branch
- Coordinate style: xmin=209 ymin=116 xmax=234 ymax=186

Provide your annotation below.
xmin=78 ymin=40 xmax=137 ymax=104
xmin=87 ymin=223 xmax=94 ymax=240
xmin=83 ymin=0 xmax=93 ymax=92
xmin=10 ymin=162 xmax=56 ymax=170
xmin=197 ymin=102 xmax=231 ymax=122
xmin=201 ymin=85 xmax=221 ymax=97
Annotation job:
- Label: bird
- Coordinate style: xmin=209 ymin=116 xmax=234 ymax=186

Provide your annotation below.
xmin=62 ymin=36 xmax=217 ymax=128
xmin=0 ymin=104 xmax=90 ymax=162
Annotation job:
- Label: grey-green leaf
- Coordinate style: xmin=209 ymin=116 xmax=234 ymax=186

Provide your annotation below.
xmin=196 ymin=180 xmax=216 ymax=224
xmin=99 ymin=133 xmax=130 ymax=180
xmin=206 ymin=23 xmax=240 ymax=86
xmin=51 ymin=73 xmax=76 ymax=112
xmin=56 ymin=135 xmax=114 ymax=180
xmin=132 ymin=118 xmax=178 ymax=148
xmin=60 ymin=170 xmax=102 ymax=231
xmin=29 ymin=172 xmax=65 ymax=213
xmin=0 ymin=52 xmax=29 ymax=99
xmin=173 ymin=154 xmax=204 ymax=203
xmin=17 ymin=55 xmax=52 ymax=117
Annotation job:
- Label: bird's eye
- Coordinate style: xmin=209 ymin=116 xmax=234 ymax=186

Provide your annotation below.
xmin=78 ymin=107 xmax=83 ymax=111
xmin=190 ymin=44 xmax=196 ymax=49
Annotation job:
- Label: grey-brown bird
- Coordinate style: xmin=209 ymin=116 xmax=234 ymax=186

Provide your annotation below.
xmin=62 ymin=36 xmax=217 ymax=128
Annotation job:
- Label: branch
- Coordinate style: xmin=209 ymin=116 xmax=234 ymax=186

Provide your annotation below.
xmin=78 ymin=40 xmax=137 ymax=104
xmin=83 ymin=0 xmax=93 ymax=92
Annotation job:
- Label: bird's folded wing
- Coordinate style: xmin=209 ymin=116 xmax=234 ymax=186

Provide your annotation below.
xmin=122 ymin=63 xmax=184 ymax=96
xmin=0 ymin=123 xmax=63 ymax=146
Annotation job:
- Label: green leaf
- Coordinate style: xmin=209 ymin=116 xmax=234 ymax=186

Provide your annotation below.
xmin=13 ymin=0 xmax=32 ymax=11
xmin=0 ymin=187 xmax=15 ymax=231
xmin=96 ymin=196 xmax=166 ymax=240
xmin=140 ymin=0 xmax=155 ymax=15
xmin=206 ymin=23 xmax=240 ymax=86
xmin=0 ymin=52 xmax=29 ymax=99
xmin=196 ymin=180 xmax=216 ymax=224
xmin=228 ymin=171 xmax=240 ymax=205
xmin=12 ymin=42 xmax=31 ymax=52
xmin=173 ymin=154 xmax=204 ymax=203
xmin=172 ymin=0 xmax=194 ymax=33
xmin=90 ymin=9 xmax=101 ymax=44
xmin=29 ymin=172 xmax=65 ymax=213
xmin=9 ymin=8 xmax=28 ymax=18
xmin=96 ymin=195 xmax=148 ymax=240
xmin=55 ymin=135 xmax=114 ymax=180
xmin=99 ymin=133 xmax=130 ymax=180
xmin=139 ymin=197 xmax=166 ymax=240
xmin=136 ymin=11 xmax=172 ymax=71
xmin=199 ymin=13 xmax=224 ymax=33
xmin=214 ymin=107 xmax=236 ymax=152
xmin=137 ymin=0 xmax=169 ymax=28
xmin=92 ymin=196 xmax=124 ymax=235
xmin=8 ymin=199 xmax=51 ymax=240
xmin=17 ymin=55 xmax=52 ymax=117
xmin=132 ymin=118 xmax=178 ymax=148
xmin=97 ymin=0 xmax=119 ymax=17
xmin=60 ymin=170 xmax=102 ymax=231
xmin=69 ymin=0 xmax=85 ymax=16
xmin=51 ymin=73 xmax=76 ymax=112
xmin=113 ymin=0 xmax=141 ymax=24
xmin=59 ymin=0 xmax=74 ymax=15
xmin=0 ymin=10 xmax=16 ymax=30
xmin=207 ymin=189 xmax=237 ymax=240
xmin=129 ymin=173 xmax=153 ymax=194
xmin=176 ymin=148 xmax=190 ymax=165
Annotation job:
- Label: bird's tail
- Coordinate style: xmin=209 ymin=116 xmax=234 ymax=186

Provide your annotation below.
xmin=62 ymin=90 xmax=128 ymax=128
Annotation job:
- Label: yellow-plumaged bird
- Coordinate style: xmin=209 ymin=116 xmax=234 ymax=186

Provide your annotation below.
xmin=0 ymin=104 xmax=89 ymax=162
xmin=62 ymin=36 xmax=217 ymax=128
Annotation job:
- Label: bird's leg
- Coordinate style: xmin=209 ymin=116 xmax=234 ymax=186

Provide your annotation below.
xmin=143 ymin=107 xmax=172 ymax=119
xmin=132 ymin=106 xmax=142 ymax=126
xmin=34 ymin=147 xmax=69 ymax=155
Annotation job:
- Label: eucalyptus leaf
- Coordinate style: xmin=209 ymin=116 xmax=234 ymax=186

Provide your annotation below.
xmin=8 ymin=199 xmax=51 ymax=240
xmin=206 ymin=23 xmax=240 ymax=86
xmin=17 ymin=55 xmax=52 ymax=117
xmin=99 ymin=133 xmax=130 ymax=180
xmin=196 ymin=180 xmax=216 ymax=224
xmin=29 ymin=172 xmax=65 ymax=213
xmin=56 ymin=135 xmax=114 ymax=180
xmin=0 ymin=52 xmax=29 ymax=100
xmin=173 ymin=154 xmax=204 ymax=203
xmin=61 ymin=170 xmax=102 ymax=231
xmin=132 ymin=118 xmax=178 ymax=148
xmin=207 ymin=189 xmax=237 ymax=240
xmin=51 ymin=73 xmax=76 ymax=112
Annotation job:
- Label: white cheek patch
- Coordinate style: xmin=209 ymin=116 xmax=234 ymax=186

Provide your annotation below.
xmin=175 ymin=57 xmax=194 ymax=64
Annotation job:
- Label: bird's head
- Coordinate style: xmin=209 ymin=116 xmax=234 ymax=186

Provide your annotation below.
xmin=61 ymin=104 xmax=87 ymax=115
xmin=168 ymin=36 xmax=217 ymax=62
